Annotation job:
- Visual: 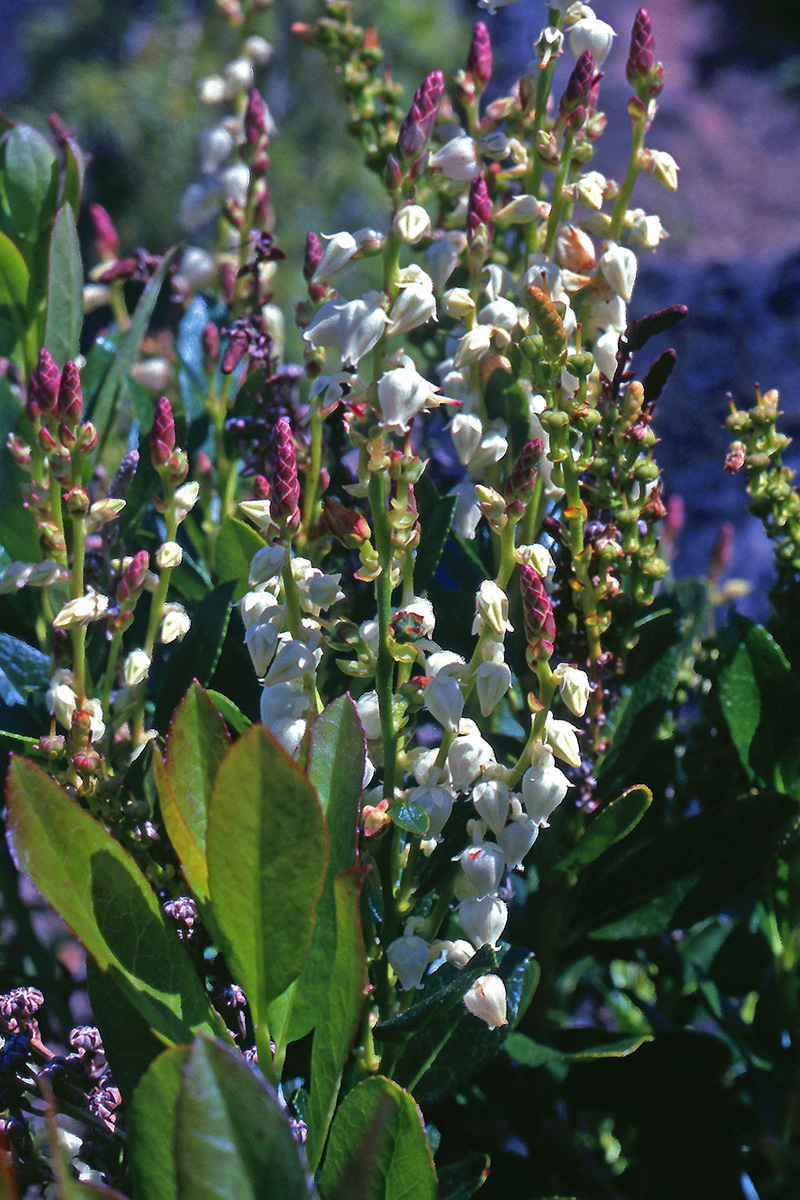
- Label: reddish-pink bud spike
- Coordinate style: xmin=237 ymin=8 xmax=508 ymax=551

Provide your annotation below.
xmin=626 ymin=8 xmax=655 ymax=85
xmin=397 ymin=70 xmax=445 ymax=162
xmin=505 ymin=439 xmax=542 ymax=503
xmin=56 ymin=360 xmax=83 ymax=428
xmin=89 ymin=203 xmax=120 ymax=260
xmin=467 ymin=22 xmax=492 ymax=92
xmin=559 ymin=50 xmax=599 ymax=119
xmin=221 ymin=324 xmax=250 ymax=375
xmin=30 ymin=348 xmax=61 ymax=421
xmin=201 ymin=322 xmax=219 ymax=366
xmin=467 ymin=175 xmax=492 ymax=245
xmin=520 ymin=564 xmax=556 ymax=663
xmin=303 ymin=232 xmax=322 ymax=282
xmin=117 ymin=549 xmax=150 ymax=607
xmin=270 ymin=417 xmax=300 ymax=531
xmin=244 ymin=88 xmax=266 ymax=146
xmin=150 ymin=397 xmax=176 ymax=469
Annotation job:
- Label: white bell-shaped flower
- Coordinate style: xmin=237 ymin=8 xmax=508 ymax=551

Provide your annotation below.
xmin=463 ymin=974 xmax=508 ymax=1028
xmin=544 ymin=714 xmax=583 ymax=769
xmin=497 ymin=813 xmax=539 ymax=869
xmin=569 ymin=16 xmax=616 ymax=67
xmin=429 ymin=134 xmax=479 ymax=182
xmin=522 ymin=762 xmax=572 ymax=827
xmin=458 ymin=843 xmax=506 ymax=898
xmin=599 ymin=243 xmax=638 ymax=302
xmin=553 ymin=664 xmax=591 ymax=718
xmin=448 ymin=730 xmax=496 ymax=792
xmin=408 ymin=785 xmax=454 ymax=841
xmin=355 ymin=691 xmax=382 ymax=741
xmin=458 ymin=895 xmax=508 ymax=949
xmin=424 ymin=675 xmax=465 ymax=735
xmin=387 ymin=934 xmax=430 ymax=990
xmin=475 ymin=661 xmax=512 ymax=717
xmin=472 ymin=779 xmax=511 ymax=838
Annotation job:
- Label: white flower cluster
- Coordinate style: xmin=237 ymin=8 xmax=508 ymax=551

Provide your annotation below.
xmin=241 ymin=544 xmax=343 ymax=757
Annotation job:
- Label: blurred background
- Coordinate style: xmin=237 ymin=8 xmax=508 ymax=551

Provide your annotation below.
xmin=1 ymin=0 xmax=798 ymax=603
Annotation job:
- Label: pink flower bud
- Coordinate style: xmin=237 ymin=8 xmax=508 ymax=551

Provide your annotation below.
xmin=397 ymin=70 xmax=445 ymax=164
xmin=89 ymin=203 xmax=120 ymax=260
xmin=466 ymin=175 xmax=492 ymax=247
xmin=270 ymin=417 xmax=300 ymax=532
xmin=626 ymin=9 xmax=664 ymax=98
xmin=150 ymin=397 xmax=175 ymax=469
xmin=221 ymin=322 xmax=250 ymax=374
xmin=27 ymin=348 xmax=61 ymax=424
xmin=56 ymin=360 xmax=83 ymax=429
xmin=201 ymin=322 xmax=219 ymax=367
xmin=244 ymin=88 xmax=266 ymax=146
xmin=504 ymin=439 xmax=542 ymax=505
xmin=559 ymin=50 xmax=600 ymax=121
xmin=520 ymin=564 xmax=556 ymax=663
xmin=117 ymin=550 xmax=150 ymax=608
xmin=466 ymin=22 xmax=492 ymax=92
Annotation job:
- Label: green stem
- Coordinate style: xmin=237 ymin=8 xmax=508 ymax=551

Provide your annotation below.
xmin=369 ymin=471 xmax=398 ymax=800
xmin=608 ymin=109 xmax=648 ymax=242
xmin=542 ymin=126 xmax=576 ymax=259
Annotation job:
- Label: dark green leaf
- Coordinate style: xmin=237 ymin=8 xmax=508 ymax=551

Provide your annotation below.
xmin=86 ymin=959 xmax=165 ymax=1110
xmin=556 ymin=786 xmax=652 ymax=874
xmin=483 ymin=369 xmax=530 ymax=460
xmin=437 ymin=1154 xmax=490 ymax=1200
xmin=62 ymin=138 xmax=86 ymax=214
xmin=717 ymin=615 xmax=800 ymax=796
xmin=5 ymin=758 xmax=223 ymax=1045
xmin=0 ymin=377 xmax=38 ymax=560
xmin=206 ymin=724 xmax=328 ymax=1028
xmin=0 ymin=633 xmax=50 ymax=706
xmin=375 ymin=945 xmax=497 ymax=1042
xmin=44 ymin=203 xmax=82 ymax=364
xmin=2 ymin=126 xmax=59 ymax=241
xmin=388 ymin=799 xmax=429 ymax=836
xmin=306 ymin=872 xmax=368 ymax=1171
xmin=156 ymin=682 xmax=230 ymax=902
xmin=128 ymin=1043 xmax=188 ymax=1200
xmin=0 ymin=230 xmax=29 ymax=354
xmin=415 ymin=474 xmax=458 ymax=593
xmin=214 ymin=517 xmax=266 ymax=602
xmin=505 ymin=1032 xmax=652 ymax=1068
xmin=152 ymin=580 xmax=235 ymax=733
xmin=173 ymin=1037 xmax=317 ymax=1200
xmin=318 ymin=1076 xmax=437 ymax=1200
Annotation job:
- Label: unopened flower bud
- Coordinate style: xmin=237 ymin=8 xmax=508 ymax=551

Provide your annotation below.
xmin=396 ymin=70 xmax=445 ymax=164
xmin=270 ymin=418 xmax=300 ymax=533
xmin=466 ymin=21 xmax=492 ymax=92
xmin=56 ymin=360 xmax=83 ymax=428
xmin=520 ymin=565 xmax=556 ymax=663
xmin=150 ymin=397 xmax=175 ymax=469
xmin=505 ymin=439 xmax=542 ymax=505
xmin=116 ymin=550 xmax=150 ymax=608
xmin=244 ymin=88 xmax=266 ymax=146
xmin=123 ymin=649 xmax=151 ymax=687
xmin=28 ymin=347 xmax=60 ymax=423
xmin=559 ymin=50 xmax=599 ymax=121
xmin=89 ymin=203 xmax=120 ymax=261
xmin=322 ymin=495 xmax=371 ymax=548
xmin=161 ymin=605 xmax=191 ymax=644
xmin=466 ymin=175 xmax=493 ymax=248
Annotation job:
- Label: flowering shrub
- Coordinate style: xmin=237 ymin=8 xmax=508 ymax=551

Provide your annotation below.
xmin=1 ymin=1 xmax=800 ymax=1197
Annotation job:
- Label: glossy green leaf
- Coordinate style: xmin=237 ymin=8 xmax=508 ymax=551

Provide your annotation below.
xmin=206 ymin=724 xmax=328 ymax=1025
xmin=62 ymin=137 xmax=86 ymax=214
xmin=396 ymin=946 xmax=540 ymax=1104
xmin=0 ymin=377 xmax=38 ymax=561
xmin=88 ymin=251 xmax=174 ymax=457
xmin=156 ymin=682 xmax=230 ymax=902
xmin=5 ymin=757 xmax=222 ymax=1045
xmin=415 ymin=474 xmax=458 ymax=593
xmin=44 ymin=203 xmax=83 ymax=365
xmin=2 ymin=126 xmax=58 ymax=240
xmin=0 ymin=230 xmax=29 ymax=320
xmin=388 ymin=799 xmax=429 ymax=836
xmin=129 ymin=1044 xmax=188 ymax=1200
xmin=318 ymin=1076 xmax=437 ymax=1200
xmin=717 ymin=615 xmax=800 ymax=796
xmin=573 ymin=792 xmax=797 ymax=941
xmin=214 ymin=516 xmax=267 ymax=602
xmin=306 ymin=871 xmax=368 ymax=1171
xmin=505 ymin=1032 xmax=652 ymax=1068
xmin=152 ymin=581 xmax=235 ymax=733
xmin=556 ymin=786 xmax=652 ymax=874
xmin=276 ymin=698 xmax=364 ymax=1045
xmin=0 ymin=633 xmax=50 ymax=706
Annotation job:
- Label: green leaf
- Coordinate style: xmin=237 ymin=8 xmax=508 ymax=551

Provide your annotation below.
xmin=62 ymin=138 xmax=86 ymax=214
xmin=375 ymin=945 xmax=497 ymax=1042
xmin=0 ymin=230 xmax=30 ymax=356
xmin=388 ymin=799 xmax=429 ymax=836
xmin=483 ymin=368 xmax=530 ymax=460
xmin=274 ymin=697 xmax=364 ymax=1046
xmin=318 ymin=1076 xmax=437 ymax=1200
xmin=173 ymin=1037 xmax=317 ymax=1200
xmin=717 ymin=615 xmax=800 ymax=796
xmin=129 ymin=1043 xmax=188 ymax=1200
xmin=396 ymin=946 xmax=540 ymax=1104
xmin=437 ymin=1155 xmax=490 ymax=1200
xmin=87 ymin=251 xmax=175 ymax=458
xmin=2 ymin=126 xmax=59 ymax=241
xmin=152 ymin=580 xmax=235 ymax=733
xmin=44 ymin=203 xmax=83 ymax=364
xmin=206 ymin=724 xmax=328 ymax=1027
xmin=205 ymin=689 xmax=253 ymax=736
xmin=0 ymin=376 xmax=38 ymax=560
xmin=5 ymin=757 xmax=222 ymax=1045
xmin=86 ymin=959 xmax=165 ymax=1110
xmin=176 ymin=295 xmax=215 ymax=423
xmin=572 ymin=792 xmax=798 ymax=941
xmin=214 ymin=517 xmax=267 ymax=602
xmin=155 ymin=682 xmax=230 ymax=902
xmin=556 ymin=786 xmax=652 ymax=874
xmin=0 ymin=633 xmax=50 ymax=706
xmin=415 ymin=474 xmax=458 ymax=593
xmin=306 ymin=872 xmax=368 ymax=1171
xmin=505 ymin=1032 xmax=652 ymax=1068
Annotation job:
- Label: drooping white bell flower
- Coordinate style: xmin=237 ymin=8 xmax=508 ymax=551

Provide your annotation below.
xmin=463 ymin=974 xmax=508 ymax=1028
xmin=458 ymin=895 xmax=508 ymax=949
xmin=521 ymin=761 xmax=573 ymax=826
xmin=387 ymin=934 xmax=430 ymax=990
xmin=458 ymin=843 xmax=506 ymax=898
